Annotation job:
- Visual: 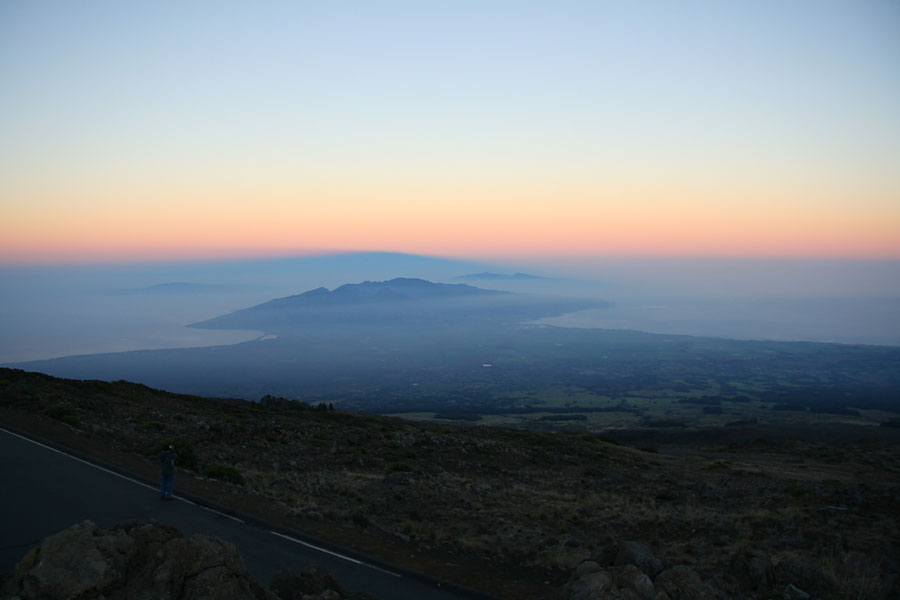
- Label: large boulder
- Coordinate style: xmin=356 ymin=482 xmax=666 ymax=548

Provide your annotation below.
xmin=616 ymin=564 xmax=656 ymax=599
xmin=615 ymin=541 xmax=664 ymax=578
xmin=270 ymin=565 xmax=377 ymax=600
xmin=566 ymin=569 xmax=614 ymax=600
xmin=565 ymin=561 xmax=659 ymax=600
xmin=3 ymin=520 xmax=135 ymax=599
xmin=3 ymin=519 xmax=277 ymax=600
xmin=730 ymin=549 xmax=775 ymax=592
xmin=653 ymin=565 xmax=716 ymax=600
xmin=772 ymin=555 xmax=833 ymax=597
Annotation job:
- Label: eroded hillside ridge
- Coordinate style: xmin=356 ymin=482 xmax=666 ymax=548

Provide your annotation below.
xmin=1 ymin=368 xmax=898 ymax=599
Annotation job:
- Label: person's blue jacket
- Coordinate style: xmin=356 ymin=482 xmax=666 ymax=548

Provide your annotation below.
xmin=158 ymin=448 xmax=177 ymax=476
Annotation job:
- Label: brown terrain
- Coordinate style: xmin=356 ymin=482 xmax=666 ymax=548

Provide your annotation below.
xmin=1 ymin=367 xmax=898 ymax=599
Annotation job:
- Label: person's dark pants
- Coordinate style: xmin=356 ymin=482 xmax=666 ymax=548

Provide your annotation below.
xmin=160 ymin=474 xmax=174 ymax=498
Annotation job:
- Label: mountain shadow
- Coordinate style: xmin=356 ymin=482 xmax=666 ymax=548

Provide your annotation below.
xmin=457 ymin=272 xmax=553 ymax=281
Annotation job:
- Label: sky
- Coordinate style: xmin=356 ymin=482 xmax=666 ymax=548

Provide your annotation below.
xmin=1 ymin=1 xmax=899 ymax=263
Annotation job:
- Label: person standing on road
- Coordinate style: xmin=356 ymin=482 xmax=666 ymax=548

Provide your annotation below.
xmin=158 ymin=444 xmax=177 ymax=501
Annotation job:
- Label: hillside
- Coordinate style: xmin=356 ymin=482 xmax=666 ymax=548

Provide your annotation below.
xmin=189 ymin=277 xmax=603 ymax=332
xmin=2 ymin=368 xmax=898 ymax=599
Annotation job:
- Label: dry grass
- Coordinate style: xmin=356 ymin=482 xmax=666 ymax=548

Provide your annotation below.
xmin=3 ymin=368 xmax=899 ymax=599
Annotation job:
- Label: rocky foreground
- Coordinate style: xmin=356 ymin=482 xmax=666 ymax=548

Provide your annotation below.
xmin=1 ymin=368 xmax=899 ymax=599
xmin=2 ymin=519 xmax=365 ymax=600
xmin=0 ymin=520 xmax=821 ymax=600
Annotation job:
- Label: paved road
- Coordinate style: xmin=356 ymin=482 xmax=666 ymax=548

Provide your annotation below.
xmin=0 ymin=427 xmax=489 ymax=600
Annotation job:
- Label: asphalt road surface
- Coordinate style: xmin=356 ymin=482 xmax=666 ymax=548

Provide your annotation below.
xmin=0 ymin=427 xmax=490 ymax=600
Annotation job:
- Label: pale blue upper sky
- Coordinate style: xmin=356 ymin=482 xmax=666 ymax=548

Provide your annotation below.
xmin=1 ymin=1 xmax=899 ymax=260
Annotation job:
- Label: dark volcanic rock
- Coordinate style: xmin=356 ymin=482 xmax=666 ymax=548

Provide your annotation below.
xmin=654 ymin=565 xmax=716 ymax=600
xmin=591 ymin=543 xmax=619 ymax=567
xmin=615 ymin=541 xmax=664 ymax=578
xmin=773 ymin=556 xmax=831 ymax=596
xmin=565 ymin=569 xmax=614 ymax=600
xmin=730 ymin=549 xmax=775 ymax=592
xmin=271 ymin=565 xmax=346 ymax=599
xmin=3 ymin=519 xmax=277 ymax=600
xmin=269 ymin=565 xmax=378 ymax=600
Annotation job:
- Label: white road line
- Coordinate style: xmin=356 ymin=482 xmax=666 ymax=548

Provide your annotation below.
xmin=199 ymin=504 xmax=245 ymax=523
xmin=3 ymin=426 xmax=398 ymax=578
xmin=267 ymin=530 xmax=401 ymax=578
xmin=1 ymin=426 xmax=247 ymax=523
xmin=1 ymin=426 xmax=159 ymax=492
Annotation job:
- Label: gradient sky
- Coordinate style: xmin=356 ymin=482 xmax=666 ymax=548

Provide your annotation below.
xmin=1 ymin=1 xmax=899 ymax=263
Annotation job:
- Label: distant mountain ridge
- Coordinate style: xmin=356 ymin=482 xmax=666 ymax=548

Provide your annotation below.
xmin=256 ymin=277 xmax=507 ymax=310
xmin=188 ymin=277 xmax=608 ymax=334
xmin=189 ymin=277 xmax=531 ymax=332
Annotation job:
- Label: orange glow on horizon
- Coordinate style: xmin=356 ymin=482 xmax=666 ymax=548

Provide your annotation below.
xmin=2 ymin=176 xmax=899 ymax=264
